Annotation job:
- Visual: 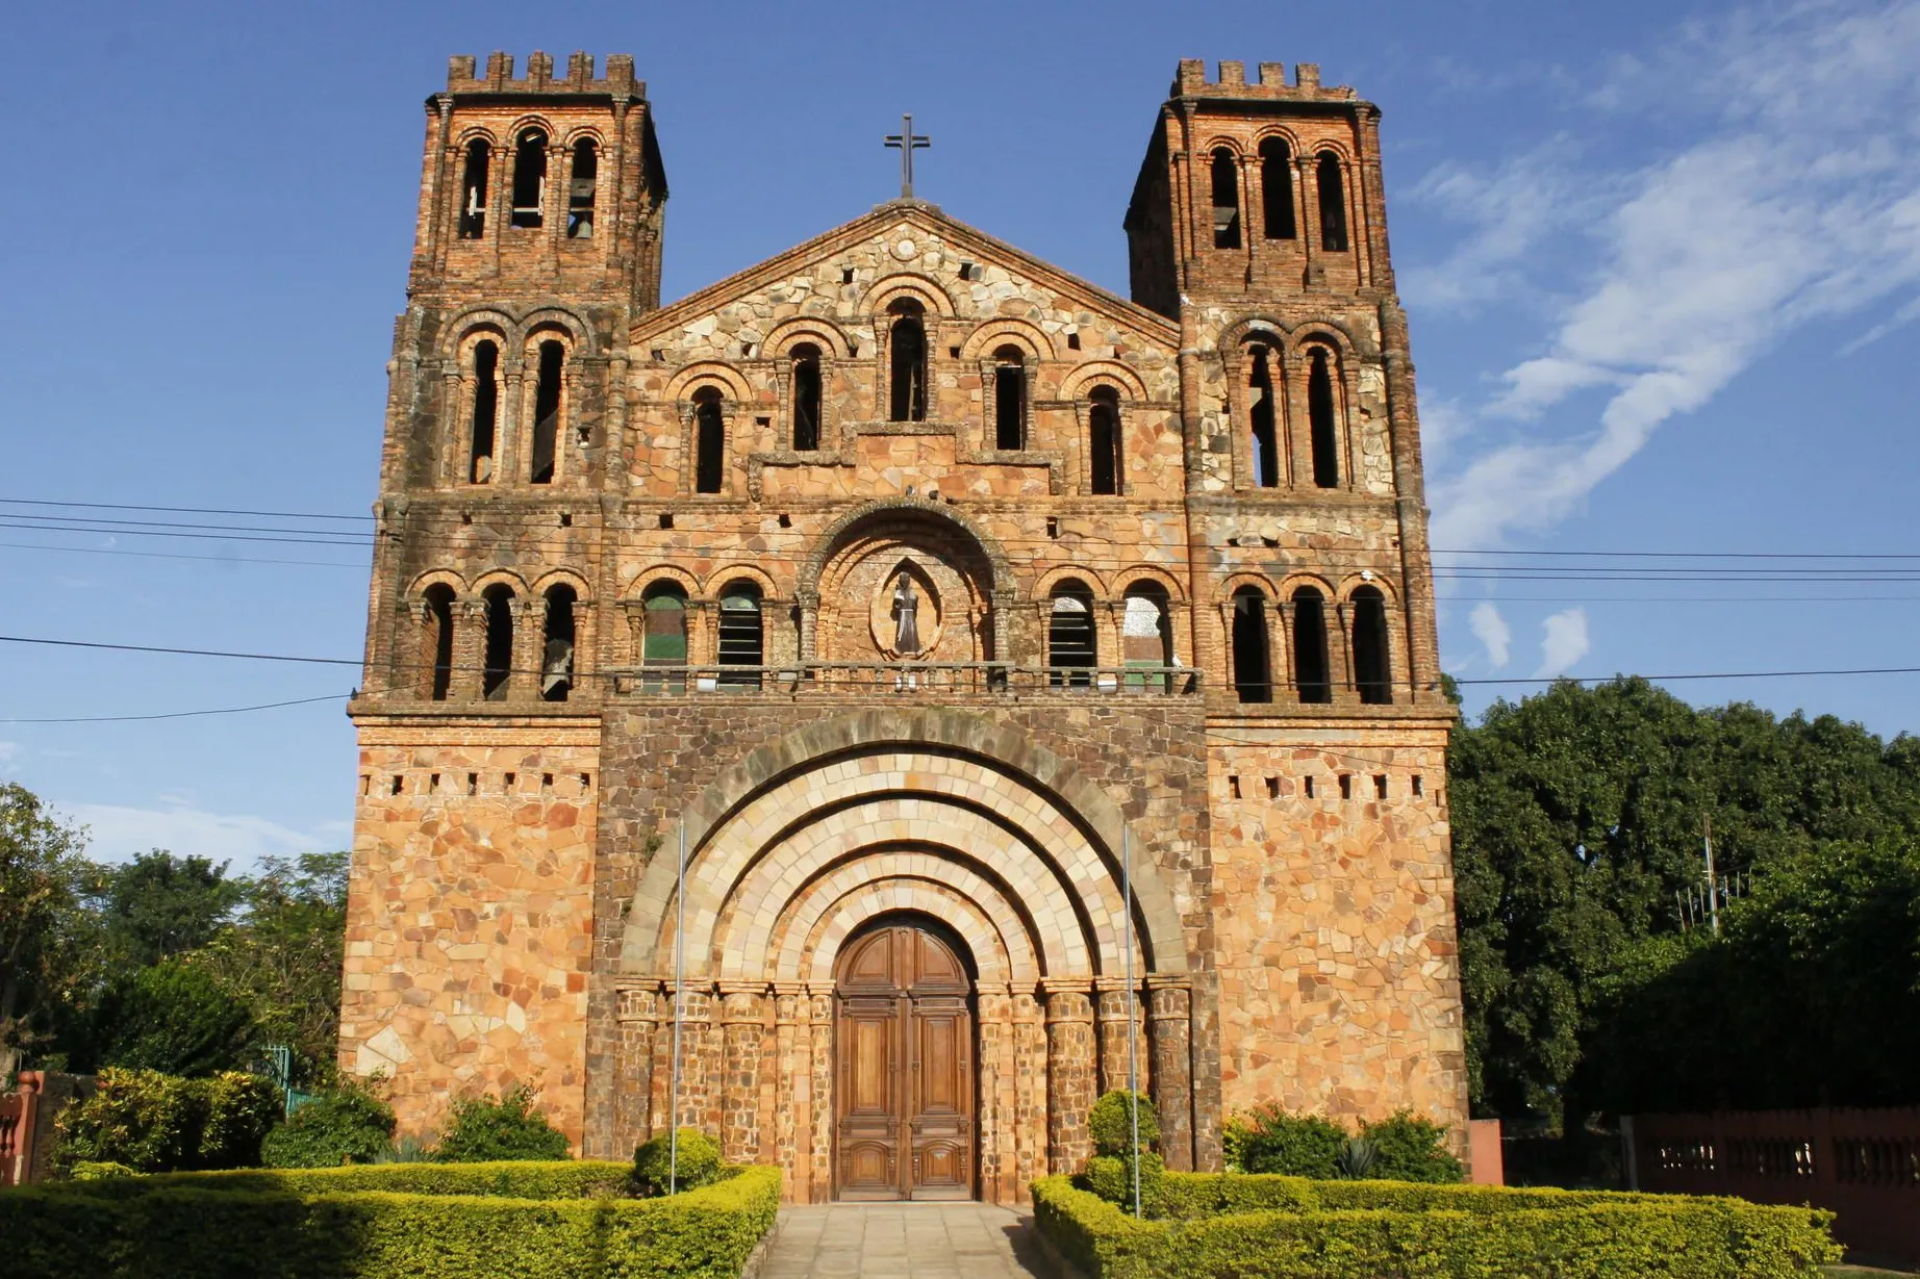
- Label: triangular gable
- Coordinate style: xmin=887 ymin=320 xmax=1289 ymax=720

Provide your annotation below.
xmin=630 ymin=201 xmax=1179 ymax=347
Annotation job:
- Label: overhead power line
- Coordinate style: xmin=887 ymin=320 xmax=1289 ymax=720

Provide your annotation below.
xmin=0 ymin=692 xmax=346 ymax=725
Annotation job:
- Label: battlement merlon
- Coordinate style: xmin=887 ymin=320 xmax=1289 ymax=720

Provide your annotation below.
xmin=1172 ymin=59 xmax=1360 ymax=105
xmin=441 ymin=51 xmax=644 ymax=100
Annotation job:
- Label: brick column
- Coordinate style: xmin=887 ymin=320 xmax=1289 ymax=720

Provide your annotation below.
xmin=498 ymin=369 xmax=524 ymax=486
xmin=456 ymin=596 xmax=487 ymax=701
xmin=808 ymin=987 xmax=835 ymax=1202
xmin=1330 ymin=599 xmax=1356 ymax=706
xmin=649 ymin=985 xmax=717 ymax=1139
xmin=1298 ymin=156 xmax=1325 ymax=288
xmin=613 ymin=984 xmax=660 ymax=1156
xmin=1043 ymin=981 xmax=1097 ymax=1175
xmin=1012 ymin=987 xmax=1045 ymax=1201
xmin=1095 ymin=979 xmax=1150 ymax=1101
xmin=1149 ymin=979 xmax=1194 ymax=1170
xmin=513 ymin=594 xmax=545 ymax=703
xmin=441 ymin=368 xmax=465 ymax=486
xmin=719 ymin=985 xmax=763 ymax=1163
xmin=772 ymin=986 xmax=804 ymax=1199
xmin=977 ymin=983 xmax=1018 ymax=1205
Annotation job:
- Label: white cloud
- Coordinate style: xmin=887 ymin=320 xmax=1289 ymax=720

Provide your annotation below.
xmin=1468 ymin=602 xmax=1513 ymax=669
xmin=1427 ymin=0 xmax=1920 ymax=548
xmin=1535 ymin=608 xmax=1591 ymax=678
xmin=58 ymin=799 xmax=338 ymax=870
xmin=0 ymin=741 xmax=19 ymax=773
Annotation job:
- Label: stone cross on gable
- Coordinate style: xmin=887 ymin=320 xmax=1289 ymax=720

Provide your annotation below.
xmin=884 ymin=113 xmax=930 ymax=199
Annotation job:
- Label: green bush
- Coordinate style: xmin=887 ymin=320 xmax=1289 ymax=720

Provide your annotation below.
xmin=1225 ymin=1105 xmax=1464 ymax=1182
xmin=54 ymin=1067 xmax=279 ymax=1173
xmin=94 ymin=959 xmax=259 ymax=1077
xmin=261 ymin=1086 xmax=397 ymax=1168
xmin=431 ymin=1086 xmax=571 ymax=1163
xmin=0 ymin=1163 xmax=782 ymax=1279
xmin=1031 ymin=1174 xmax=1842 ymax=1279
xmin=1088 ymin=1090 xmax=1158 ymax=1157
xmin=632 ymin=1127 xmax=725 ymax=1196
xmin=1083 ymin=1153 xmax=1166 ymax=1216
xmin=1226 ymin=1105 xmax=1346 ymax=1177
xmin=1358 ymin=1110 xmax=1465 ymax=1183
xmin=48 ymin=1160 xmax=635 ymax=1201
xmin=68 ymin=1162 xmax=136 ymax=1181
xmin=1152 ymin=1172 xmax=1319 ymax=1219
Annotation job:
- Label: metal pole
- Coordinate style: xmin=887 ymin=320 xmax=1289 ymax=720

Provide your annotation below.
xmin=1703 ymin=815 xmax=1720 ymax=938
xmin=669 ymin=820 xmax=686 ymax=1192
xmin=1124 ymin=825 xmax=1141 ymax=1219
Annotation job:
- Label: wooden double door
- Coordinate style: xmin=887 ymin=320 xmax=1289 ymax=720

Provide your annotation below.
xmin=833 ymin=920 xmax=975 ymax=1200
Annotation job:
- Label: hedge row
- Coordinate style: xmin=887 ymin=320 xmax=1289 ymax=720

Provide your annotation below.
xmin=0 ymin=1164 xmax=780 ymax=1279
xmin=46 ymin=1159 xmax=636 ymax=1202
xmin=1034 ymin=1175 xmax=1841 ymax=1279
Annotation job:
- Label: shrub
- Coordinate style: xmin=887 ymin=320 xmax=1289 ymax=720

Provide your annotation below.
xmin=260 ymin=1085 xmax=397 ymax=1168
xmin=1358 ymin=1110 xmax=1465 ymax=1183
xmin=94 ymin=959 xmax=258 ymax=1076
xmin=1083 ymin=1152 xmax=1167 ymax=1216
xmin=1031 ymin=1174 xmax=1842 ymax=1279
xmin=68 ymin=1162 xmax=135 ymax=1181
xmin=1088 ymin=1090 xmax=1159 ymax=1157
xmin=49 ymin=1160 xmax=634 ymax=1201
xmin=1228 ymin=1104 xmax=1346 ymax=1177
xmin=54 ymin=1067 xmax=279 ymax=1173
xmin=632 ymin=1127 xmax=725 ymax=1196
xmin=0 ymin=1163 xmax=782 ymax=1279
xmin=430 ymin=1085 xmax=571 ymax=1163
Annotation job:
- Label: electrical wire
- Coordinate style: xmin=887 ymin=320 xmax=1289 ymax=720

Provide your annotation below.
xmin=0 ymin=692 xmax=345 ymax=725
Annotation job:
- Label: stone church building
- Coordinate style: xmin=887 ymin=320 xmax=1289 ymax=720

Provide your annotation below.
xmin=340 ymin=51 xmax=1467 ymax=1203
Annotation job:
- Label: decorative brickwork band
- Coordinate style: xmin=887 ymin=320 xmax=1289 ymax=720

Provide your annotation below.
xmin=1044 ymin=983 xmax=1097 ymax=1175
xmin=1149 ymin=978 xmax=1194 ymax=1170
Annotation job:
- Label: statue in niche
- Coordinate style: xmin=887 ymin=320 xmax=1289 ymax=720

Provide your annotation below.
xmin=891 ymin=572 xmax=922 ymax=656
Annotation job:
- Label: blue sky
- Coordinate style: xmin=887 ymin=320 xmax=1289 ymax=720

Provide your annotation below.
xmin=3 ymin=0 xmax=1918 ymax=868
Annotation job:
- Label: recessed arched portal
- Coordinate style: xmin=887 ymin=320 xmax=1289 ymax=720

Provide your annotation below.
xmin=833 ymin=912 xmax=976 ymax=1201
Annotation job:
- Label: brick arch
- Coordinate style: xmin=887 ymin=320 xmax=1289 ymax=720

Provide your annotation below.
xmin=663 ymin=773 xmax=1121 ymax=978
xmin=625 ymin=564 xmax=699 ymax=601
xmin=798 ymin=500 xmax=1011 ymax=600
xmin=1111 ymin=565 xmax=1186 ymax=603
xmin=764 ymin=317 xmax=854 ymax=361
xmin=1057 ymin=360 xmax=1149 ymax=404
xmin=664 ymin=361 xmax=752 ymax=404
xmin=959 ymin=318 xmax=1057 ymax=362
xmin=702 ymin=563 xmax=779 ymax=599
xmin=1031 ymin=566 xmax=1109 ymax=602
xmin=796 ymin=878 xmax=1027 ymax=984
xmin=406 ymin=568 xmax=469 ymax=597
xmin=447 ymin=312 xmax=515 ymax=360
xmin=618 ymin=708 xmax=1188 ymax=977
xmin=505 ymin=113 xmax=560 ymax=142
xmin=530 ymin=567 xmax=593 ymax=601
xmin=709 ymin=811 xmax=1093 ymax=980
xmin=1337 ymin=573 xmax=1399 ymax=605
xmin=866 ymin=273 xmax=961 ymax=320
xmin=522 ymin=308 xmax=596 ymax=355
xmin=472 ymin=568 xmax=531 ymax=596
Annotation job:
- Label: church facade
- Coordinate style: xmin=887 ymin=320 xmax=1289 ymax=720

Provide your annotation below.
xmin=340 ymin=51 xmax=1466 ymax=1203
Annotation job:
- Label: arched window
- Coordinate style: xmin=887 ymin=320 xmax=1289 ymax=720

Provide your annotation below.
xmin=511 ymin=129 xmax=548 ymax=229
xmin=1048 ymin=582 xmax=1097 ymax=687
xmin=1351 ymin=586 xmax=1392 ymax=705
xmin=1210 ymin=148 xmax=1241 ymax=249
xmin=1231 ymin=587 xmax=1272 ymax=704
xmin=716 ymin=584 xmax=763 ymax=688
xmin=1259 ymin=138 xmax=1296 ymax=240
xmin=1317 ymin=152 xmax=1348 ymax=252
xmin=529 ymin=339 xmax=564 ymax=484
xmin=692 ymin=388 xmax=724 ymax=493
xmin=468 ymin=339 xmax=500 ymax=484
xmin=992 ymin=346 xmax=1026 ymax=451
xmin=1122 ymin=584 xmax=1173 ymax=692
xmin=641 ymin=583 xmax=688 ymax=692
xmin=1290 ymin=587 xmax=1331 ymax=704
xmin=790 ymin=344 xmax=822 ymax=451
xmin=481 ymin=584 xmax=515 ymax=701
xmin=1088 ymin=387 xmax=1122 ymax=496
xmin=541 ymin=584 xmax=577 ymax=702
xmin=459 ymin=140 xmax=490 ymax=239
xmin=567 ymin=139 xmax=597 ymax=239
xmin=888 ymin=303 xmax=928 ymax=422
xmin=421 ymin=584 xmax=456 ymax=701
xmin=1247 ymin=344 xmax=1279 ymax=488
xmin=1307 ymin=346 xmax=1341 ymax=488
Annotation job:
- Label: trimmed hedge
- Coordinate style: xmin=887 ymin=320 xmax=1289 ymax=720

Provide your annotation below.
xmin=0 ymin=1162 xmax=780 ymax=1279
xmin=45 ymin=1159 xmax=636 ymax=1201
xmin=1034 ymin=1173 xmax=1841 ymax=1279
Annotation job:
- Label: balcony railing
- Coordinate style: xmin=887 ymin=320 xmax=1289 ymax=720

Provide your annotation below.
xmin=602 ymin=662 xmax=1200 ymax=697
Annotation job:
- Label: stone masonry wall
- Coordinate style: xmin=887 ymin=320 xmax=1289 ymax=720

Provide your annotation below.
xmin=340 ymin=724 xmax=600 ymax=1146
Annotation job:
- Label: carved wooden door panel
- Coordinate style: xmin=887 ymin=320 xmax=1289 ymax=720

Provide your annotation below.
xmin=834 ymin=921 xmax=975 ymax=1201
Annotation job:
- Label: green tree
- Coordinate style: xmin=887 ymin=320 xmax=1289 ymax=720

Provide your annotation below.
xmin=1451 ymin=678 xmax=1920 ymax=1124
xmin=191 ymin=852 xmax=349 ymax=1083
xmin=100 ymin=850 xmax=244 ymax=968
xmin=94 ymin=958 xmax=258 ymax=1076
xmin=0 ymin=784 xmax=104 ymax=1078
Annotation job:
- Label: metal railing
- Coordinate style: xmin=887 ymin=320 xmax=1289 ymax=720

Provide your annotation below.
xmin=603 ymin=662 xmax=1200 ymax=697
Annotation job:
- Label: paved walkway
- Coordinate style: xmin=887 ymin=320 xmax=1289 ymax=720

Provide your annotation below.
xmin=759 ymin=1203 xmax=1054 ymax=1279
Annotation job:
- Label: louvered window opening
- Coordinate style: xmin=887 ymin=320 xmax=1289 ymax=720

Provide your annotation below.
xmin=717 ymin=591 xmax=764 ymax=688
xmin=1048 ymin=593 xmax=1096 ymax=688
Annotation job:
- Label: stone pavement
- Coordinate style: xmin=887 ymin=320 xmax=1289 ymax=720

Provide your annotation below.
xmin=758 ymin=1203 xmax=1055 ymax=1279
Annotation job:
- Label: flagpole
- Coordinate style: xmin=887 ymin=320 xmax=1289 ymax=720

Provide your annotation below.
xmin=669 ymin=820 xmax=686 ymax=1193
xmin=1124 ymin=824 xmax=1141 ymax=1219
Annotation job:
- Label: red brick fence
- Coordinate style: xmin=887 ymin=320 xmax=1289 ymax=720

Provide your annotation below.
xmin=0 ymin=1072 xmax=90 ymax=1187
xmin=1626 ymin=1107 xmax=1920 ymax=1265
